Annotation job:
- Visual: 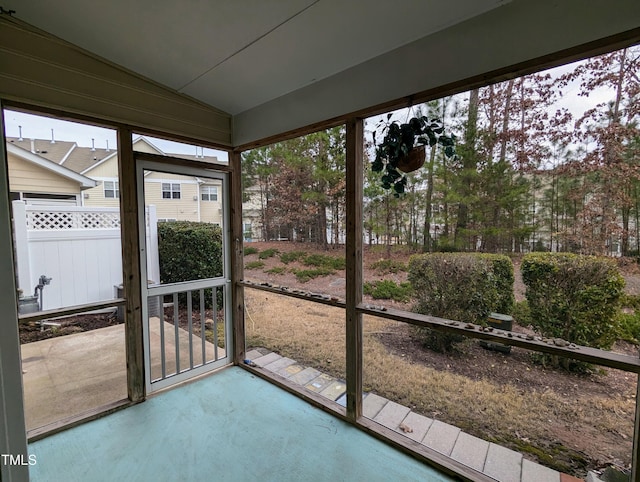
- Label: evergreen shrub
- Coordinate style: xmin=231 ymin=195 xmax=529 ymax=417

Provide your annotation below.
xmin=521 ymin=252 xmax=624 ymax=350
xmin=280 ymin=251 xmax=307 ymax=264
xmin=258 ymin=248 xmax=279 ymax=259
xmin=363 ymin=280 xmax=413 ymax=302
xmin=158 ymin=221 xmax=223 ymax=308
xmin=302 ymin=254 xmax=346 ymax=270
xmin=369 ymin=259 xmax=407 ymax=274
xmin=408 ymin=252 xmax=514 ymax=352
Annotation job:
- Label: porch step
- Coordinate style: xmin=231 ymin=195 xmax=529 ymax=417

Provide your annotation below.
xmin=263 ymin=356 xmax=296 ymax=373
xmin=362 ymin=393 xmax=389 ymax=419
xmin=522 ymin=458 xmax=560 ymax=482
xmin=244 ymin=349 xmax=575 ymax=482
xmin=396 ymin=411 xmax=433 ymax=443
xmin=450 ymin=431 xmax=489 ymax=472
xmin=289 ymin=367 xmax=321 ymax=385
xmin=319 ymin=380 xmax=346 ymax=401
xmin=422 ymin=420 xmax=461 ymax=457
xmin=483 ymin=443 xmax=523 ymax=482
xmin=305 ymin=373 xmax=335 ymax=393
xmin=373 ymin=400 xmax=411 ymax=430
xmin=252 ymin=352 xmax=281 ymax=367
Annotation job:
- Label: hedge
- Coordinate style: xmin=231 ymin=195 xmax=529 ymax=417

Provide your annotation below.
xmin=408 ymin=253 xmax=514 ymax=351
xmin=157 ymin=221 xmax=223 ymax=308
xmin=521 ymin=252 xmax=624 ymax=350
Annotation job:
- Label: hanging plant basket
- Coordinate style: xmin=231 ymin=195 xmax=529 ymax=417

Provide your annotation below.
xmin=397 ymin=146 xmax=426 ymax=173
xmin=371 ymin=114 xmax=457 ymax=196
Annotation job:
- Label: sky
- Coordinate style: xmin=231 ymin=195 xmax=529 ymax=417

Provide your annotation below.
xmin=364 ymin=56 xmax=615 ymax=139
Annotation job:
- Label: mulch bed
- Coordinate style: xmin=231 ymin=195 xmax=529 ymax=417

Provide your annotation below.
xmin=19 ymin=311 xmax=121 ymax=344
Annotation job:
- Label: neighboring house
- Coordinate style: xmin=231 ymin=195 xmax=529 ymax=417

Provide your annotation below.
xmin=5 ymin=138 xmax=97 ymax=205
xmin=78 ymin=137 xmax=225 ymax=225
xmin=241 ymin=182 xmax=262 ymax=241
xmin=5 ymin=135 xmax=228 ymax=226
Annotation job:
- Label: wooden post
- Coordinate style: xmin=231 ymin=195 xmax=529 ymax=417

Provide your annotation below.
xmin=632 ymin=372 xmax=640 ymax=482
xmin=345 ymin=118 xmax=364 ymax=421
xmin=117 ymin=127 xmax=145 ymax=402
xmin=230 ymin=150 xmax=246 ymax=365
xmin=0 ymin=105 xmax=29 ymax=482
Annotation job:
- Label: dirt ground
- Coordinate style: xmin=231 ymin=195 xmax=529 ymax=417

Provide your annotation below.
xmin=243 ymin=241 xmax=640 ymax=303
xmin=19 ymin=311 xmax=121 ymax=344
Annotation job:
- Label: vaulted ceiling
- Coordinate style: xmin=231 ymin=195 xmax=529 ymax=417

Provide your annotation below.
xmin=4 ymin=0 xmax=640 ymax=146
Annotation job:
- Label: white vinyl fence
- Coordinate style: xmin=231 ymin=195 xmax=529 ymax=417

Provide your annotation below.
xmin=12 ymin=201 xmax=159 ymax=311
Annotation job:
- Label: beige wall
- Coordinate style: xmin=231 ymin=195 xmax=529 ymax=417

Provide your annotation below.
xmin=200 ymin=181 xmax=223 ymax=225
xmin=82 ymin=162 xmax=225 ymax=224
xmin=85 ymin=156 xmax=118 ymax=177
xmin=82 ymin=156 xmax=120 ymax=207
xmin=133 ymin=140 xmax=162 ymax=155
xmin=7 ymin=153 xmax=81 ymax=195
xmin=82 ymin=181 xmax=120 ymax=208
xmin=144 ymin=174 xmax=199 ymax=222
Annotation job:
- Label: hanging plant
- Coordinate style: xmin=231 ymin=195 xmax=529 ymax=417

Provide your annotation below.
xmin=372 ymin=114 xmax=457 ymax=196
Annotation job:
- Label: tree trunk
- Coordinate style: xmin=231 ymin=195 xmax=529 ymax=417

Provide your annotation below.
xmin=455 ymin=88 xmax=479 ymax=250
xmin=423 ymin=144 xmax=437 ymax=251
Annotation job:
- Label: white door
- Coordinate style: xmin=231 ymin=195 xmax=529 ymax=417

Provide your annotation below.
xmin=137 ymin=158 xmax=231 ymax=392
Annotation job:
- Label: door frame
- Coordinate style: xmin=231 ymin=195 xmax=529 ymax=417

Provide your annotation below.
xmin=135 ymin=157 xmax=232 ymax=393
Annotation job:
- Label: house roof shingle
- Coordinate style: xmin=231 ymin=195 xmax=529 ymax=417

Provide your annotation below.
xmin=6 ymin=136 xmax=222 ymax=175
xmin=5 ymin=137 xmax=76 ymax=164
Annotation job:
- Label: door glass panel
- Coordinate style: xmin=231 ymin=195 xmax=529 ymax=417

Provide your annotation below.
xmin=142 ymin=168 xmax=225 ymax=285
xmin=139 ymin=163 xmax=229 ymax=390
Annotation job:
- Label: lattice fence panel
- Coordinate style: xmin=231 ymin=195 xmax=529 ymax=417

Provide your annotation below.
xmin=26 ymin=210 xmax=120 ymax=230
xmin=80 ymin=211 xmax=121 ymax=229
xmin=27 ymin=211 xmax=75 ymax=230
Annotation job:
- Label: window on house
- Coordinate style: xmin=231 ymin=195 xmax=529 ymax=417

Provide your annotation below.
xmin=162 ymin=183 xmax=181 ymax=199
xmin=243 ymin=222 xmax=252 ymax=241
xmin=201 ymin=185 xmax=218 ymax=201
xmin=104 ymin=180 xmax=119 ymax=198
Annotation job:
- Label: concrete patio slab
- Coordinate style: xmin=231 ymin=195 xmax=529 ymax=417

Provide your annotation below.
xmin=289 ymin=367 xmax=321 ymax=385
xmin=252 ymin=352 xmax=281 ymax=367
xmin=373 ymin=400 xmax=411 ymax=431
xmin=362 ymin=393 xmax=389 ymax=419
xmin=319 ymin=380 xmax=346 ymax=401
xmin=396 ymin=411 xmax=433 ymax=443
xmin=484 ymin=442 xmax=523 ymax=482
xmin=263 ymin=356 xmax=296 ymax=373
xmin=29 ymin=367 xmax=455 ymax=482
xmin=422 ymin=420 xmax=461 ymax=456
xmin=305 ymin=373 xmax=335 ymax=393
xmin=522 ymin=458 xmax=560 ymax=482
xmin=21 ymin=319 xmax=221 ymax=431
xmin=450 ymin=431 xmax=490 ymax=472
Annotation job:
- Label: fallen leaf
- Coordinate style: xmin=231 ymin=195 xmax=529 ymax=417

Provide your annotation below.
xmin=399 ymin=423 xmax=413 ymax=433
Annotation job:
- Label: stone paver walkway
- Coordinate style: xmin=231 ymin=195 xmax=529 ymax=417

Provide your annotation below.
xmin=246 ymin=348 xmax=586 ymax=482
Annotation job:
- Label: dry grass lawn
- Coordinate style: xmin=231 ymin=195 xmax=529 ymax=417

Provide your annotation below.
xmin=245 ymin=289 xmax=635 ymax=476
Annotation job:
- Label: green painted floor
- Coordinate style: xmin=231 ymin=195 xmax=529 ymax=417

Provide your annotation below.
xmin=29 ymin=367 xmax=454 ymax=482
